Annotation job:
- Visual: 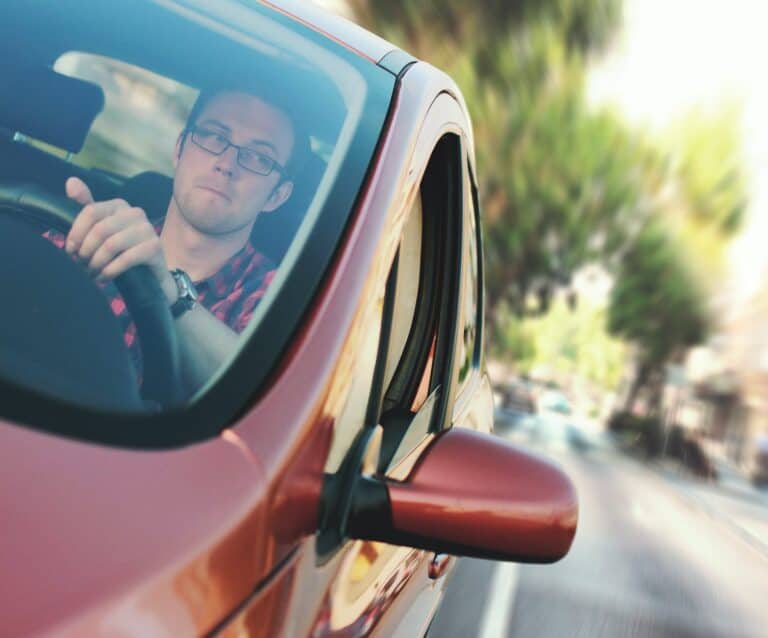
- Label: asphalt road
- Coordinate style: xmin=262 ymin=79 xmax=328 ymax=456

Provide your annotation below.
xmin=428 ymin=413 xmax=768 ymax=638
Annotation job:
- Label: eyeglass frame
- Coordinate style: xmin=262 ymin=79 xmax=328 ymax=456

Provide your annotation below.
xmin=185 ymin=124 xmax=289 ymax=178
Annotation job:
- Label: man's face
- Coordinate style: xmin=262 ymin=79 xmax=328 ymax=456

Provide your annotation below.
xmin=172 ymin=91 xmax=294 ymax=236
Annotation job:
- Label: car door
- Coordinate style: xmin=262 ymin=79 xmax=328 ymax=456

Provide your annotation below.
xmin=316 ymin=132 xmax=467 ymax=638
xmin=215 ymin=88 xmax=478 ymax=637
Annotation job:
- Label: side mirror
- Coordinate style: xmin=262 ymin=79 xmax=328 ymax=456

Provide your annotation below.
xmin=347 ymin=428 xmax=578 ymax=563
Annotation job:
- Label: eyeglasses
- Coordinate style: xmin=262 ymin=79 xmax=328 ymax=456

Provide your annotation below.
xmin=188 ymin=126 xmax=287 ymax=177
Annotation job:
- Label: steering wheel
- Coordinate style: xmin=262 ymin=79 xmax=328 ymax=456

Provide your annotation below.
xmin=0 ymin=183 xmax=182 ymax=407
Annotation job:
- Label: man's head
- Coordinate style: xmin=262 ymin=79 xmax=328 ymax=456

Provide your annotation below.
xmin=171 ymin=88 xmax=308 ymax=237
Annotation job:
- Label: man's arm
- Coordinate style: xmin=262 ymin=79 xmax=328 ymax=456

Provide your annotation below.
xmin=162 ymin=297 xmax=240 ymax=394
xmin=64 ymin=177 xmax=238 ymax=395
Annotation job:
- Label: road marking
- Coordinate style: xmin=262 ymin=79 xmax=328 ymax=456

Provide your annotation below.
xmin=478 ymin=562 xmax=520 ymax=638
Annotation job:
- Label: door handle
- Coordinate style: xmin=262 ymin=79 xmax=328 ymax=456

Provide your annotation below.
xmin=428 ymin=553 xmax=452 ymax=579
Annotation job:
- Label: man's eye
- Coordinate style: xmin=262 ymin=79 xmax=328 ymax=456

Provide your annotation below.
xmin=243 ymin=150 xmax=274 ymax=172
xmin=198 ymin=130 xmax=226 ymax=145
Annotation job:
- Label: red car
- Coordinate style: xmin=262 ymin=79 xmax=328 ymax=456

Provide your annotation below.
xmin=0 ymin=1 xmax=577 ymax=635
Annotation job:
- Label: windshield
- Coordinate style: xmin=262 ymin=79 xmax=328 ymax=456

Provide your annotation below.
xmin=0 ymin=0 xmax=394 ymax=446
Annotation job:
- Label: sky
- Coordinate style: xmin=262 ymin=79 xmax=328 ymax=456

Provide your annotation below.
xmin=587 ymin=0 xmax=768 ymax=306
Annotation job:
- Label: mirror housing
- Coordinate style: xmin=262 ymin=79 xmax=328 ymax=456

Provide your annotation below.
xmin=347 ymin=428 xmax=577 ymax=563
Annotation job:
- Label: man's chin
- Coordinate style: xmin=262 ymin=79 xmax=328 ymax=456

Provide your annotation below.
xmin=194 ymin=186 xmax=232 ymax=204
xmin=173 ymin=194 xmax=255 ymax=237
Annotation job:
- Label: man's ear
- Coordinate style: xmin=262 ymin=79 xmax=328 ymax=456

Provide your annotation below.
xmin=262 ymin=180 xmax=294 ymax=212
xmin=172 ymin=132 xmax=184 ymax=169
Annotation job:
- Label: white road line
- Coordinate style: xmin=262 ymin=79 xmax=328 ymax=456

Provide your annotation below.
xmin=478 ymin=562 xmax=521 ymax=638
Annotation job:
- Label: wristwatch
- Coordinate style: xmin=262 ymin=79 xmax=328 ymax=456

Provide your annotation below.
xmin=169 ymin=268 xmax=198 ymax=318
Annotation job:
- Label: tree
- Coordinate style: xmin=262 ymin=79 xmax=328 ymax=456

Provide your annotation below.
xmin=606 ymin=106 xmax=747 ymax=413
xmin=608 ymin=221 xmax=710 ymax=414
xmin=501 ymin=297 xmax=627 ymax=390
xmin=349 ymin=0 xmax=632 ymax=331
xmin=348 ymin=0 xmax=621 ymax=67
xmin=668 ymin=105 xmax=747 ymax=236
xmin=348 ymin=1 xmax=747 ymax=402
xmin=480 ymin=92 xmax=660 ymax=320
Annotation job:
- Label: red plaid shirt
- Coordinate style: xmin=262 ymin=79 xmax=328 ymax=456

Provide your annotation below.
xmin=45 ymin=223 xmax=275 ymax=370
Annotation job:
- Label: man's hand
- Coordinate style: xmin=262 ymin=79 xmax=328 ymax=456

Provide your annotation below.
xmin=65 ymin=177 xmax=176 ymax=300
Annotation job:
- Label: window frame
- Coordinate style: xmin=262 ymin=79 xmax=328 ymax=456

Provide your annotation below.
xmin=377 ymin=133 xmax=465 ymax=473
xmin=455 ymin=157 xmax=484 ymax=397
xmin=0 ymin=0 xmax=396 ymax=449
xmin=316 ymin=128 xmax=466 ymax=560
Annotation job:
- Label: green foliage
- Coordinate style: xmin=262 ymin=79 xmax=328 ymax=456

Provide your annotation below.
xmin=495 ymin=307 xmax=537 ymax=370
xmin=481 ymin=91 xmax=657 ymax=318
xmin=667 ymin=105 xmax=747 ymax=236
xmin=349 ymin=0 xmax=621 ymax=64
xmin=498 ymin=298 xmax=627 ymax=391
xmin=608 ymin=221 xmax=710 ymax=368
xmin=604 ymin=106 xmax=747 ymax=408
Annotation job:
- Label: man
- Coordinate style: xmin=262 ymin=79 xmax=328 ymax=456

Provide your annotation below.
xmin=51 ymin=88 xmax=307 ymax=395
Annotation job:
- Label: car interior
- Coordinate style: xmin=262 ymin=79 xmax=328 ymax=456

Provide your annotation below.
xmin=0 ymin=1 xmax=348 ymax=415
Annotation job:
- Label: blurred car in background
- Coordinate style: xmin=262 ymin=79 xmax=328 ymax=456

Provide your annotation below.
xmin=498 ymin=379 xmax=537 ymax=414
xmin=493 ymin=378 xmax=538 ymax=431
xmin=538 ymin=389 xmax=573 ymax=416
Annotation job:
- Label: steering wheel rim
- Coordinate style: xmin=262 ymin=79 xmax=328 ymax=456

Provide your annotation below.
xmin=0 ymin=182 xmax=182 ymax=407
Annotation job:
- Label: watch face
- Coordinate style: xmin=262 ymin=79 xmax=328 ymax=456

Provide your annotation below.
xmin=173 ymin=269 xmax=198 ymax=303
xmin=181 ymin=272 xmax=199 ymax=302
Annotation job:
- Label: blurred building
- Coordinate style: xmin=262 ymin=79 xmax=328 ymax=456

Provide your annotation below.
xmin=672 ymin=270 xmax=768 ymax=470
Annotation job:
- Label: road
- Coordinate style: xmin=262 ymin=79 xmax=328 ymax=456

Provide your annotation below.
xmin=428 ymin=412 xmax=768 ymax=638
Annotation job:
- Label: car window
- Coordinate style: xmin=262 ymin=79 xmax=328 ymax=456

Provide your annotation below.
xmin=53 ymin=53 xmax=196 ymax=177
xmin=377 ymin=135 xmax=464 ymax=474
xmin=0 ymin=0 xmax=394 ymax=447
xmin=320 ymin=133 xmax=465 ymax=559
xmin=381 ymin=195 xmax=422 ymax=396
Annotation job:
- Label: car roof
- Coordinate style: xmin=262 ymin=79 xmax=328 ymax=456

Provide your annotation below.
xmin=223 ymin=0 xmax=399 ymax=64
xmin=5 ymin=0 xmax=405 ymax=77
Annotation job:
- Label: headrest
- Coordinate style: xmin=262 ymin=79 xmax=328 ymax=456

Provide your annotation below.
xmin=0 ymin=64 xmax=104 ymax=153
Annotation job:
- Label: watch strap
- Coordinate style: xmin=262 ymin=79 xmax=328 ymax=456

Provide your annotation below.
xmin=169 ymin=269 xmax=198 ymax=318
xmin=170 ymin=295 xmax=195 ymax=318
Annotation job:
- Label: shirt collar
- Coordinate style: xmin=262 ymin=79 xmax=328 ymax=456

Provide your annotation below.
xmin=201 ymin=241 xmax=259 ymax=301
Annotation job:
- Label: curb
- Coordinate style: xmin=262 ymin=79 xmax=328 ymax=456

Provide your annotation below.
xmin=606 ymin=433 xmax=768 ymax=559
xmin=647 ymin=459 xmax=768 ymax=561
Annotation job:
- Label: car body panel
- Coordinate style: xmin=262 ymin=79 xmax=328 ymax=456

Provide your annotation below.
xmin=215 ymin=539 xmax=442 ymax=638
xmin=168 ymin=0 xmax=398 ymax=67
xmin=0 ymin=422 xmax=266 ymax=636
xmin=0 ymin=0 xmax=578 ymax=635
xmin=252 ymin=0 xmax=398 ymax=64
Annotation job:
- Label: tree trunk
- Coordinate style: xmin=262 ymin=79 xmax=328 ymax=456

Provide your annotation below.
xmin=646 ymin=367 xmax=664 ymax=418
xmin=623 ymin=361 xmax=650 ymax=413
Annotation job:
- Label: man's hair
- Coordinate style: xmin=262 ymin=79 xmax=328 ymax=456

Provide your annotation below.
xmin=181 ymin=85 xmax=311 ymax=181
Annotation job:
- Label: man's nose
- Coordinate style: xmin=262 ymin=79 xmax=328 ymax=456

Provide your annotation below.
xmin=213 ymin=145 xmax=238 ymax=176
